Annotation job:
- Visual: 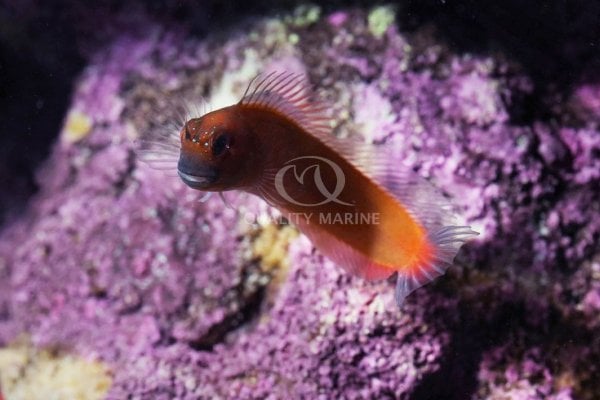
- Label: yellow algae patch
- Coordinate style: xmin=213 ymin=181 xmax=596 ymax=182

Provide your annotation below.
xmin=62 ymin=109 xmax=93 ymax=143
xmin=0 ymin=341 xmax=111 ymax=400
xmin=251 ymin=223 xmax=299 ymax=275
xmin=286 ymin=5 xmax=321 ymax=27
xmin=368 ymin=6 xmax=396 ymax=38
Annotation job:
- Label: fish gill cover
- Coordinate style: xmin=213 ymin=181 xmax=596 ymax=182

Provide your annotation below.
xmin=0 ymin=1 xmax=599 ymax=399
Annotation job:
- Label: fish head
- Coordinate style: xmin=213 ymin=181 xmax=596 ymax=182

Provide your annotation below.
xmin=178 ymin=106 xmax=254 ymax=191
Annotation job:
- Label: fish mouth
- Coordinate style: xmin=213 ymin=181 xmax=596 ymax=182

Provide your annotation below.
xmin=177 ymin=169 xmax=217 ymax=189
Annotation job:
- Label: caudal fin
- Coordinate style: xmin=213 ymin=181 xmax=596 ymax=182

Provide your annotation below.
xmin=395 ymin=226 xmax=478 ymax=306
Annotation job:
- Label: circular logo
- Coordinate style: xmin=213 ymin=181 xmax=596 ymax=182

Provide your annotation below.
xmin=274 ymin=156 xmax=354 ymax=207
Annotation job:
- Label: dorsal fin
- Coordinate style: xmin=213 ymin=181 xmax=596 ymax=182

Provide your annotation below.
xmin=239 ymin=71 xmax=357 ymax=160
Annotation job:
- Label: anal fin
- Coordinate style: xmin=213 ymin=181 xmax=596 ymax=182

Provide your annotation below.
xmin=294 ymin=217 xmax=395 ymax=281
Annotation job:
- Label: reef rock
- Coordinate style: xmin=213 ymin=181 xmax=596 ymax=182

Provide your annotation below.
xmin=1 ymin=4 xmax=599 ymax=399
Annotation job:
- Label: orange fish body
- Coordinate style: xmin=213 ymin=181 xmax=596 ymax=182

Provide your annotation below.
xmin=158 ymin=72 xmax=476 ymax=305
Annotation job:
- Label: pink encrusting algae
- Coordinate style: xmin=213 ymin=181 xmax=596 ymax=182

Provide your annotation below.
xmin=0 ymin=3 xmax=599 ymax=399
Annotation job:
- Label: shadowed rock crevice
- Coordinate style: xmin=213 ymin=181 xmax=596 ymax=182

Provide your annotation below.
xmin=0 ymin=7 xmax=83 ymax=224
xmin=397 ymin=0 xmax=600 ymax=89
xmin=186 ymin=263 xmax=269 ymax=351
xmin=413 ymin=286 xmax=599 ymax=399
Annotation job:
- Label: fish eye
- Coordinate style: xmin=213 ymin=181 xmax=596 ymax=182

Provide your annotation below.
xmin=212 ymin=133 xmax=232 ymax=157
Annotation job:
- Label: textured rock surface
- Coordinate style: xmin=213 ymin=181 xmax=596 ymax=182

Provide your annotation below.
xmin=0 ymin=341 xmax=111 ymax=400
xmin=1 ymin=3 xmax=599 ymax=399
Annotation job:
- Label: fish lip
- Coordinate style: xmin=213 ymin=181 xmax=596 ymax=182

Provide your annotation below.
xmin=177 ymin=169 xmax=217 ymax=188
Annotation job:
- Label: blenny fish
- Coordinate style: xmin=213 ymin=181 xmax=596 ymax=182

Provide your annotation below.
xmin=140 ymin=72 xmax=478 ymax=306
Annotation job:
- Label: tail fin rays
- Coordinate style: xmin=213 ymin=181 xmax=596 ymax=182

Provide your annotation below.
xmin=395 ymin=225 xmax=478 ymax=306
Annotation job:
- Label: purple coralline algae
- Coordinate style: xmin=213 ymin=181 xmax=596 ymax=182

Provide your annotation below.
xmin=1 ymin=5 xmax=599 ymax=399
